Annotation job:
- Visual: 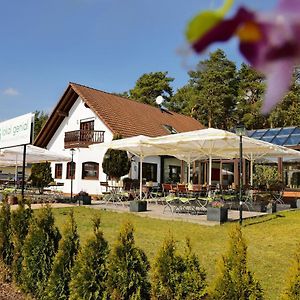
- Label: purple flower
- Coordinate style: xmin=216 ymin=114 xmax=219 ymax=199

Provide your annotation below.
xmin=186 ymin=0 xmax=300 ymax=114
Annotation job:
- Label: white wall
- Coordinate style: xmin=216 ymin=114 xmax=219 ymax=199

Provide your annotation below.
xmin=47 ymin=96 xmax=114 ymax=195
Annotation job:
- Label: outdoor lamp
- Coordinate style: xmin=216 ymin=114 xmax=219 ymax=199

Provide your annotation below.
xmin=70 ymin=148 xmax=75 ymax=203
xmin=235 ymin=123 xmax=246 ymax=225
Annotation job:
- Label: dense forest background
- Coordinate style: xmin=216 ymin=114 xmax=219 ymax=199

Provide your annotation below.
xmin=125 ymin=49 xmax=300 ymax=131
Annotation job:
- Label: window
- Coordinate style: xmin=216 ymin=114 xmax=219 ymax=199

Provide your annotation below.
xmin=66 ymin=162 xmax=76 ymax=179
xmin=163 ymin=124 xmax=178 ymax=134
xmin=55 ymin=163 xmax=62 ymax=179
xmin=140 ymin=163 xmax=157 ymax=182
xmin=82 ymin=162 xmax=99 ymax=180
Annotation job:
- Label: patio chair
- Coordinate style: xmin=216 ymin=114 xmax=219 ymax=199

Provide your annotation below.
xmin=269 ymin=184 xmax=285 ymax=204
xmin=163 ymin=194 xmax=182 ymax=214
xmin=162 ymin=183 xmax=175 ymax=202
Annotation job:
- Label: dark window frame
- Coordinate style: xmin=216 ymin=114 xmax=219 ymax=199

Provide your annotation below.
xmin=55 ymin=163 xmax=63 ymax=179
xmin=82 ymin=161 xmax=99 ymax=180
xmin=66 ymin=162 xmax=76 ymax=179
xmin=140 ymin=162 xmax=158 ymax=182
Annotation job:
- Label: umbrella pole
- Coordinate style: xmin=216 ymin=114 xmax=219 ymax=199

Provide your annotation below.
xmin=21 ymin=144 xmax=26 ymax=200
xmin=208 ymin=155 xmax=212 ymax=187
xmin=139 ymin=156 xmax=143 ymax=200
xmin=250 ymin=153 xmax=253 ymax=187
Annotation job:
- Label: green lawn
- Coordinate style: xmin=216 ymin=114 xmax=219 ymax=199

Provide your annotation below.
xmin=52 ymin=206 xmax=300 ymax=300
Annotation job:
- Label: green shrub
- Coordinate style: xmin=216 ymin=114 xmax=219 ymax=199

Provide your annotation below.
xmin=107 ymin=221 xmax=150 ymax=300
xmin=0 ymin=201 xmax=13 ymax=281
xmin=102 ymin=134 xmax=131 ymax=180
xmin=281 ymin=243 xmax=300 ymax=299
xmin=44 ymin=210 xmax=80 ymax=300
xmin=178 ymin=238 xmax=207 ymax=299
xmin=21 ymin=205 xmax=61 ymax=298
xmin=209 ymin=225 xmax=264 ymax=300
xmin=69 ymin=216 xmax=109 ymax=300
xmin=0 ymin=201 xmax=13 ymax=266
xmin=11 ymin=202 xmax=33 ymax=284
xmin=151 ymin=236 xmax=207 ymax=300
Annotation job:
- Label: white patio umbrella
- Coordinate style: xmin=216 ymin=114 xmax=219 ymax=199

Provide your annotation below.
xmin=0 ymin=145 xmax=71 ymax=164
xmin=0 ymin=145 xmax=71 ymax=196
xmin=148 ymin=128 xmax=300 ymax=186
xmin=91 ymin=128 xmax=300 ymax=195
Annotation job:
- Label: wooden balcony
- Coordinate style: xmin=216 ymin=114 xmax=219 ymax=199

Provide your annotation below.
xmin=64 ymin=130 xmax=105 ymax=148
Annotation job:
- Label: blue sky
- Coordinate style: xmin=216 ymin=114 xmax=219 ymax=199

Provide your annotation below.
xmin=0 ymin=0 xmax=277 ymax=121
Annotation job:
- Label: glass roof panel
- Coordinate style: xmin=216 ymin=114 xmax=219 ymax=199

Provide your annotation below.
xmin=279 ymin=127 xmax=296 ymax=135
xmin=292 ymin=127 xmax=300 ymax=134
xmin=284 ymin=134 xmax=300 ymax=146
xmin=263 ymin=128 xmax=281 ymax=137
xmin=261 ymin=136 xmax=274 ymax=143
xmin=272 ymin=136 xmax=288 ymax=145
xmin=250 ymin=130 xmax=267 ymax=138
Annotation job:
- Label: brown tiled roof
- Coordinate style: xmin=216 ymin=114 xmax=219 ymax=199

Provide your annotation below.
xmin=34 ymin=82 xmax=204 ymax=147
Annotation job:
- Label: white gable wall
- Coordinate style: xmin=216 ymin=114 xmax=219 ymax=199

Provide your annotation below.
xmin=46 ymin=96 xmax=114 ymax=195
xmin=45 ymin=95 xmax=163 ymax=196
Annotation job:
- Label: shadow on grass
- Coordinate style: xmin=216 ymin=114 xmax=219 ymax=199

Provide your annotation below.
xmin=242 ymin=213 xmax=286 ymax=227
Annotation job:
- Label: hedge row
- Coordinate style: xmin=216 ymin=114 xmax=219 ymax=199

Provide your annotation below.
xmin=0 ymin=202 xmax=299 ymax=299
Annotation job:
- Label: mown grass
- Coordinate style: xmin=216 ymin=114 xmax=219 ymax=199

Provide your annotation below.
xmin=52 ymin=206 xmax=300 ymax=300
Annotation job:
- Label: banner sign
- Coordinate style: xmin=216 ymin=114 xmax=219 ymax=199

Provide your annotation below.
xmin=0 ymin=113 xmax=34 ymax=148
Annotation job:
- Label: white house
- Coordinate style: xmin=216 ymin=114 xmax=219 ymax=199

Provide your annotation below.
xmin=34 ymin=83 xmax=204 ymax=195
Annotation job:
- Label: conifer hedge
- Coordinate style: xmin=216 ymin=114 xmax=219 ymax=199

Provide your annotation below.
xmin=44 ymin=210 xmax=80 ymax=300
xmin=69 ymin=216 xmax=110 ymax=300
xmin=107 ymin=221 xmax=151 ymax=300
xmin=21 ymin=205 xmax=61 ymax=298
xmin=209 ymin=225 xmax=264 ymax=300
xmin=10 ymin=202 xmax=32 ymax=284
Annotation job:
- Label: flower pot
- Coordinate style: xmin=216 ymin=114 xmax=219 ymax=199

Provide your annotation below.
xmin=207 ymin=207 xmax=228 ymax=223
xmin=129 ymin=200 xmax=147 ymax=212
xmin=76 ymin=195 xmax=91 ymax=205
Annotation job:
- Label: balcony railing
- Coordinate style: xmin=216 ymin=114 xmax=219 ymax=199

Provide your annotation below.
xmin=64 ymin=130 xmax=105 ymax=148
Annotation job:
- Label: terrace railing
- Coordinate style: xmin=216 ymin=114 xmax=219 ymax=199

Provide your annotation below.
xmin=64 ymin=130 xmax=105 ymax=148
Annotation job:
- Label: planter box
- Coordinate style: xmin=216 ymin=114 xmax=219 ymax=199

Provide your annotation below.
xmin=207 ymin=207 xmax=228 ymax=223
xmin=76 ymin=195 xmax=91 ymax=205
xmin=129 ymin=200 xmax=147 ymax=212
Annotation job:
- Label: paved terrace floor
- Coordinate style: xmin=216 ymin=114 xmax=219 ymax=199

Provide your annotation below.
xmin=9 ymin=201 xmax=267 ymax=226
xmin=87 ymin=200 xmax=267 ymax=226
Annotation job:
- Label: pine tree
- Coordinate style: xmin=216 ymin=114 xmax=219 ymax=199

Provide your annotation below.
xmin=151 ymin=235 xmax=207 ymax=300
xmin=281 ymin=243 xmax=300 ymax=299
xmin=209 ymin=225 xmax=264 ymax=300
xmin=107 ymin=221 xmax=150 ymax=300
xmin=69 ymin=216 xmax=109 ymax=300
xmin=44 ymin=210 xmax=80 ymax=300
xmin=236 ymin=63 xmax=267 ymax=130
xmin=21 ymin=205 xmax=61 ymax=298
xmin=129 ymin=71 xmax=174 ymax=106
xmin=10 ymin=201 xmax=32 ymax=284
xmin=189 ymin=49 xmax=238 ymax=129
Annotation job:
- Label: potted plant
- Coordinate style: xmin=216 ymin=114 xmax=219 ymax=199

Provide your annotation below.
xmin=76 ymin=191 xmax=91 ymax=205
xmin=207 ymin=200 xmax=228 ymax=223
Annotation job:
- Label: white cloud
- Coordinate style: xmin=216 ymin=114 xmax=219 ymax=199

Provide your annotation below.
xmin=3 ymin=88 xmax=20 ymax=96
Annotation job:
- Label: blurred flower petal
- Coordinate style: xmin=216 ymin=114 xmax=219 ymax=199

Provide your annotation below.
xmin=186 ymin=0 xmax=300 ymax=114
xmin=261 ymin=59 xmax=294 ymax=114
